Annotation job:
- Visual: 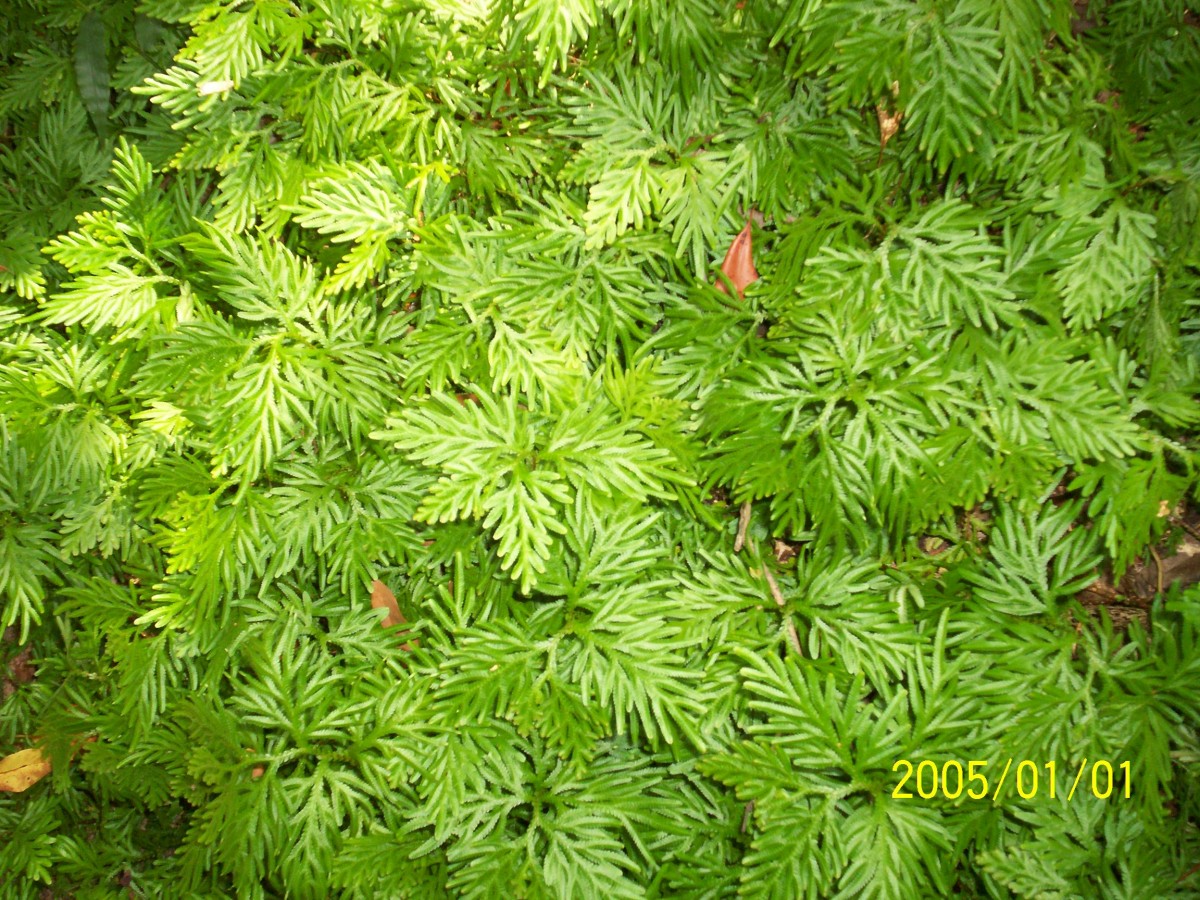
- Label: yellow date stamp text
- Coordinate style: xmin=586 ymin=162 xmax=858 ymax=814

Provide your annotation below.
xmin=891 ymin=758 xmax=1132 ymax=802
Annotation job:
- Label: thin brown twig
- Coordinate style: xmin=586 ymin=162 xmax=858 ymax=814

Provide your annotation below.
xmin=784 ymin=620 xmax=803 ymax=656
xmin=735 ymin=500 xmax=751 ymax=553
xmin=1177 ymin=860 xmax=1200 ymax=885
xmin=740 ymin=801 xmax=755 ymax=833
xmin=746 ymin=532 xmax=802 ymax=656
xmin=762 ymin=566 xmax=785 ymax=607
xmin=762 ymin=566 xmax=804 ymax=655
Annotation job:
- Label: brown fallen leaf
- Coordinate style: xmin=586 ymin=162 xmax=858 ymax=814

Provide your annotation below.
xmin=0 ymin=747 xmax=52 ymax=793
xmin=371 ymin=579 xmax=407 ymax=628
xmin=715 ymin=221 xmax=759 ymax=299
xmin=371 ymin=579 xmax=418 ymax=651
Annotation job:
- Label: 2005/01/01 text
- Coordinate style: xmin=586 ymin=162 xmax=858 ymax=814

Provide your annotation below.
xmin=892 ymin=759 xmax=1132 ymax=802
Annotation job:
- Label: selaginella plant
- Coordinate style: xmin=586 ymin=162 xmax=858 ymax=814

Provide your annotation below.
xmin=1 ymin=0 xmax=1199 ymax=897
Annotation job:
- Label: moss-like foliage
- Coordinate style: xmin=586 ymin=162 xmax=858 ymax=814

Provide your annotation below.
xmin=1 ymin=1 xmax=1198 ymax=897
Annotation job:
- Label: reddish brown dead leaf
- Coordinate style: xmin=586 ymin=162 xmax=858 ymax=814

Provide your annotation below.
xmin=0 ymin=747 xmax=51 ymax=793
xmin=371 ymin=579 xmax=407 ymax=629
xmin=715 ymin=221 xmax=758 ymax=299
xmin=371 ymin=579 xmax=418 ymax=651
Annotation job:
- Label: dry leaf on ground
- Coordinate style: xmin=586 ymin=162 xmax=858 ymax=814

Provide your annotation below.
xmin=370 ymin=579 xmax=407 ymax=628
xmin=371 ymin=579 xmax=418 ymax=651
xmin=0 ymin=747 xmax=51 ymax=793
xmin=715 ymin=221 xmax=758 ymax=299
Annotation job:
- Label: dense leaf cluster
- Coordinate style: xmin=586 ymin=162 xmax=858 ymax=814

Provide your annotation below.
xmin=1 ymin=0 xmax=1199 ymax=897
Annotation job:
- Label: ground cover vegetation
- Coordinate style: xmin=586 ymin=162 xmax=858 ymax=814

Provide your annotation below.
xmin=1 ymin=0 xmax=1199 ymax=896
